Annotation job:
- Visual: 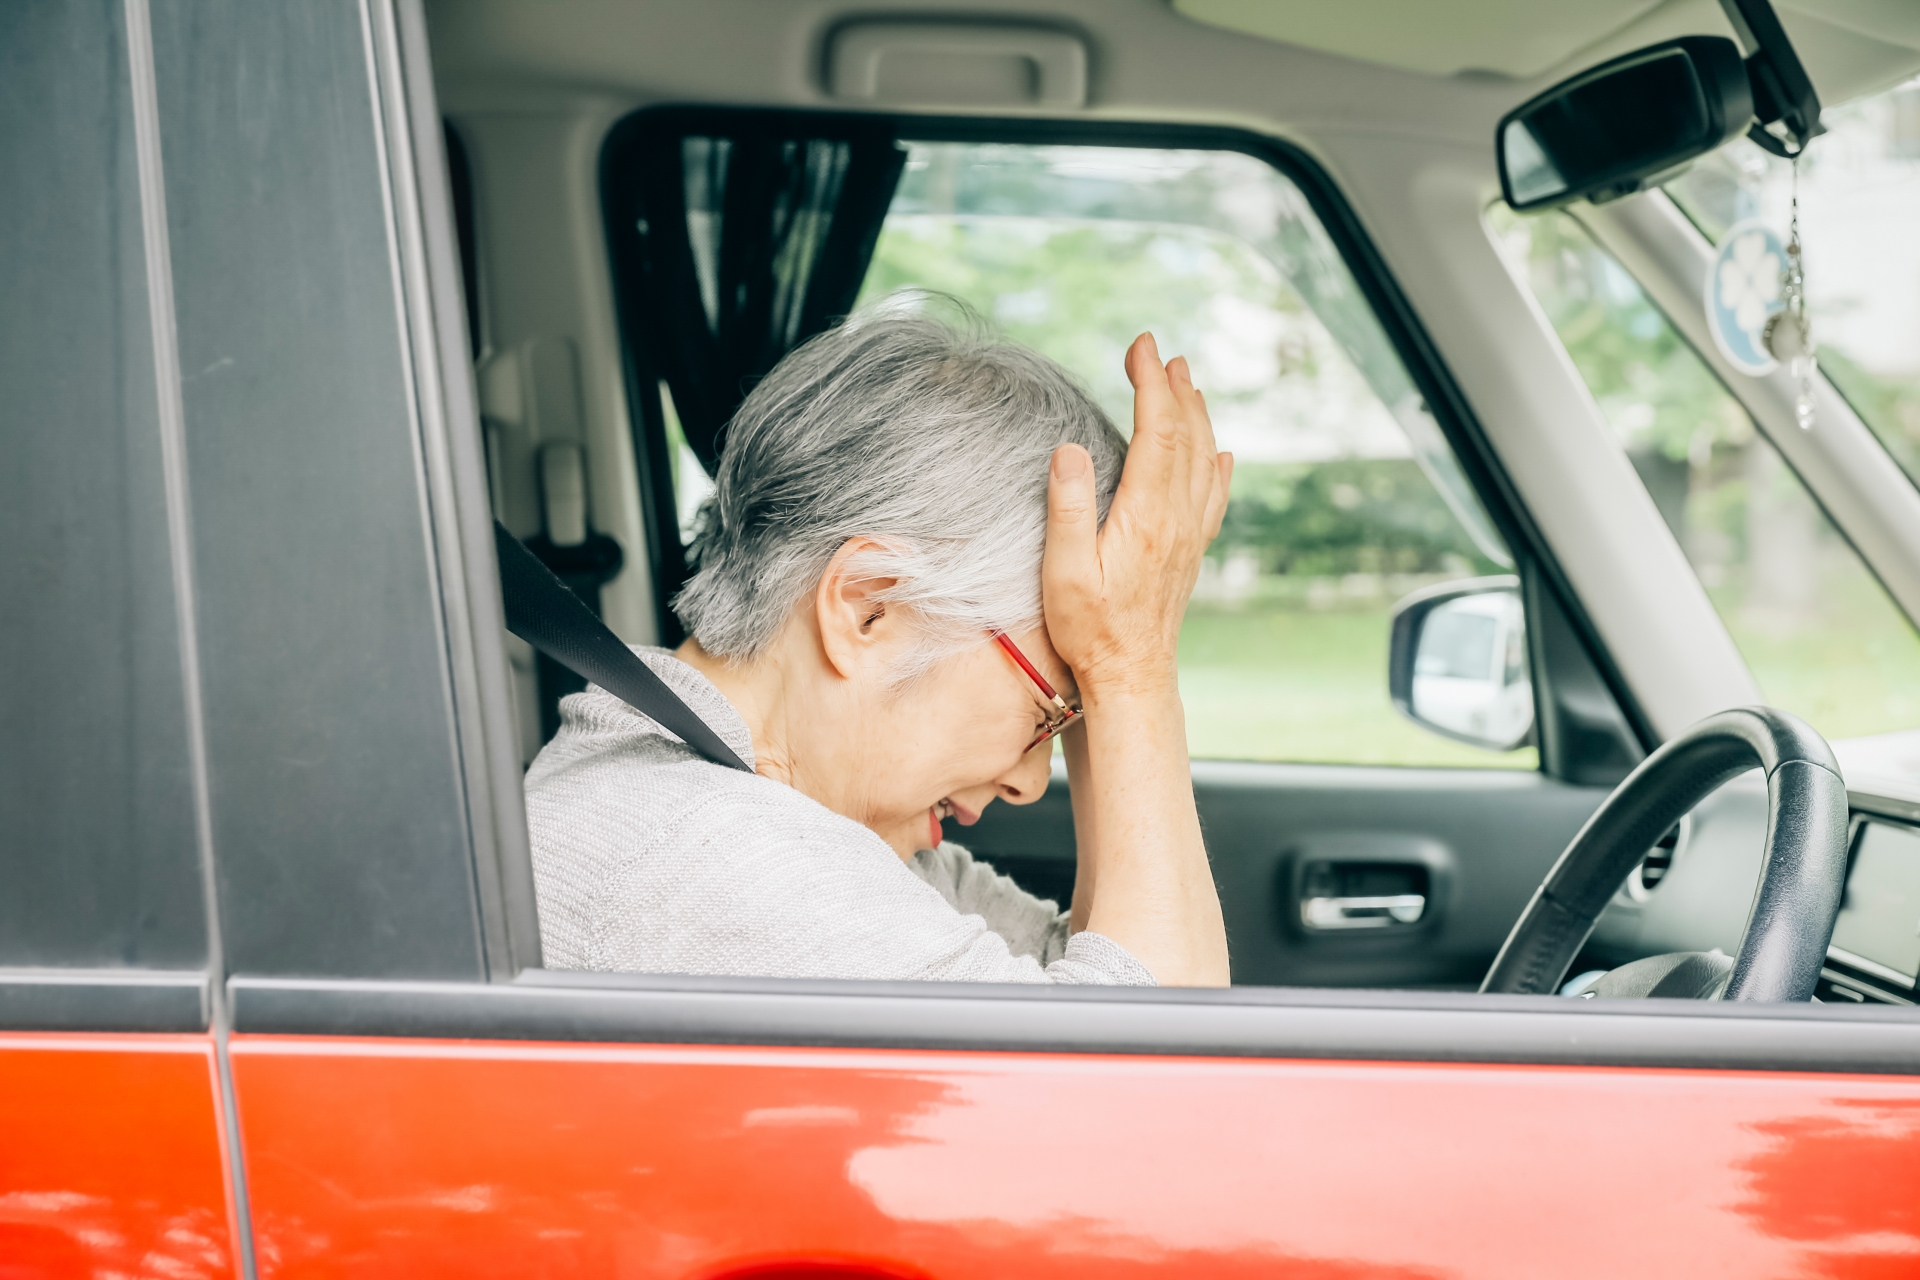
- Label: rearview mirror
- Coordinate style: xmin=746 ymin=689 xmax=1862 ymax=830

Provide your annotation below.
xmin=1498 ymin=36 xmax=1752 ymax=211
xmin=1389 ymin=578 xmax=1533 ymax=753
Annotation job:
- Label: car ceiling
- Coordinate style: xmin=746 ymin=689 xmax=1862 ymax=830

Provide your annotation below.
xmin=1174 ymin=0 xmax=1920 ymax=89
xmin=1171 ymin=0 xmax=1674 ymax=79
xmin=428 ymin=0 xmax=1920 ymax=135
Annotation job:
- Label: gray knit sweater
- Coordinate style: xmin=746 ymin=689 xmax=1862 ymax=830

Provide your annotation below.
xmin=524 ymin=648 xmax=1155 ymax=986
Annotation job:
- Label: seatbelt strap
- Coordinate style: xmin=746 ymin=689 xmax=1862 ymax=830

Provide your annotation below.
xmin=492 ymin=519 xmax=753 ymax=773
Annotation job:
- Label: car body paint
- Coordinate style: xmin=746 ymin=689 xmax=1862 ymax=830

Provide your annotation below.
xmin=0 ymin=1034 xmax=238 ymax=1280
xmin=231 ymin=1036 xmax=1920 ymax=1279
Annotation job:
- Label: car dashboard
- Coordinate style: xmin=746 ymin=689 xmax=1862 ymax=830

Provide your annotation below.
xmin=1590 ymin=781 xmax=1920 ymax=1006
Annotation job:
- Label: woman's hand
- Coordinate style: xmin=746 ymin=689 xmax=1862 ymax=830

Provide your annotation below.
xmin=1045 ymin=334 xmax=1233 ymax=987
xmin=1042 ymin=334 xmax=1233 ymax=702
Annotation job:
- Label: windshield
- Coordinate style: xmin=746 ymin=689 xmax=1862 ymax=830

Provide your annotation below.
xmin=1664 ymin=75 xmax=1920 ymax=490
xmin=1488 ymin=203 xmax=1920 ymax=747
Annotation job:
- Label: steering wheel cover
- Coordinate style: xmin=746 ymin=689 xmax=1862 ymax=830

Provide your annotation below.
xmin=1480 ymin=707 xmax=1849 ymax=1001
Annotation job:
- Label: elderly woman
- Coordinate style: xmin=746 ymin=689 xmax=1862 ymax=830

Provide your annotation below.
xmin=527 ymin=305 xmax=1233 ymax=986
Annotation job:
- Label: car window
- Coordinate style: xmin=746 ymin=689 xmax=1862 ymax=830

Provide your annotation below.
xmin=1664 ymin=76 xmax=1920 ymax=492
xmin=1490 ymin=204 xmax=1920 ymax=745
xmin=851 ymin=142 xmax=1529 ymax=768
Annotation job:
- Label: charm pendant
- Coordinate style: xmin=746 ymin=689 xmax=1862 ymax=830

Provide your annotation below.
xmin=1707 ymin=156 xmax=1817 ymax=429
xmin=1763 ymin=308 xmax=1808 ymax=362
xmin=1766 ymin=155 xmax=1817 ymax=429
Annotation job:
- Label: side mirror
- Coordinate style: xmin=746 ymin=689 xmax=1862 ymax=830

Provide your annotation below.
xmin=1498 ymin=35 xmax=1752 ymax=210
xmin=1389 ymin=578 xmax=1533 ymax=753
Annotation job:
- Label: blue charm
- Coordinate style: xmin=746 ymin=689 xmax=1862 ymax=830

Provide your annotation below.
xmin=1706 ymin=220 xmax=1787 ymax=375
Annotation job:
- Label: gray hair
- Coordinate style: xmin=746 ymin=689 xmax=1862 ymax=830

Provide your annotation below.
xmin=674 ymin=296 xmax=1127 ymax=678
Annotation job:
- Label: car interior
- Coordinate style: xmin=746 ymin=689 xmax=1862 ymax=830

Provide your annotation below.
xmin=422 ymin=0 xmax=1920 ymax=1000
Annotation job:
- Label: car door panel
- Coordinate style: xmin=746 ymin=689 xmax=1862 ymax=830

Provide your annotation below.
xmin=230 ymin=1032 xmax=1920 ymax=1278
xmin=0 ymin=1034 xmax=238 ymax=1279
xmin=966 ymin=762 xmax=1610 ymax=988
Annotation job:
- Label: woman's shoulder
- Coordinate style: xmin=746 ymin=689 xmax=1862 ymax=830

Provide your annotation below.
xmin=525 ymin=701 xmax=873 ymax=876
xmin=537 ymin=740 xmax=883 ymax=861
xmin=526 ymin=646 xmax=755 ymax=780
xmin=525 ymin=644 xmax=905 ymax=868
xmin=524 ymin=688 xmax=925 ymax=967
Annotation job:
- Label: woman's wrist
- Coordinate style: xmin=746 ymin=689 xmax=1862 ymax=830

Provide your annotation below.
xmin=1080 ymin=670 xmax=1182 ymax=716
xmin=1080 ymin=680 xmax=1188 ymax=766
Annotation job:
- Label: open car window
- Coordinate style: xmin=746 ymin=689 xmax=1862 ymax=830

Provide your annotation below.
xmin=851 ymin=142 xmax=1529 ymax=768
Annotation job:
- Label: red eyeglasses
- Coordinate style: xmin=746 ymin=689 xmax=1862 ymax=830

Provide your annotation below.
xmin=994 ymin=633 xmax=1084 ymax=753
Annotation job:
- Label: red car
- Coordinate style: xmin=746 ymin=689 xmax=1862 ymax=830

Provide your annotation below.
xmin=7 ymin=0 xmax=1920 ymax=1276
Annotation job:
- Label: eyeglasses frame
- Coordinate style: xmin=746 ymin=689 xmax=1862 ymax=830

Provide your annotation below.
xmin=993 ymin=632 xmax=1084 ymax=753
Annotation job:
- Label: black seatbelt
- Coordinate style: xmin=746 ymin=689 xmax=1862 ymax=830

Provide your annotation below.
xmin=493 ymin=519 xmax=753 ymax=773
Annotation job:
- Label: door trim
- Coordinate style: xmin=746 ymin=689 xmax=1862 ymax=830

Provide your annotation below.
xmin=0 ymin=970 xmax=208 ymax=1034
xmin=231 ymin=974 xmax=1920 ymax=1075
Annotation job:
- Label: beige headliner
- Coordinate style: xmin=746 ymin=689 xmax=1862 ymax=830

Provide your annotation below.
xmin=428 ymin=0 xmax=1920 ymax=148
xmin=1172 ymin=0 xmax=1920 ymax=87
xmin=1171 ymin=0 xmax=1670 ymax=79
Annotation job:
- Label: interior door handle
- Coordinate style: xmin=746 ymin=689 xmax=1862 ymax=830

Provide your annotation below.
xmin=1301 ymin=894 xmax=1426 ymax=930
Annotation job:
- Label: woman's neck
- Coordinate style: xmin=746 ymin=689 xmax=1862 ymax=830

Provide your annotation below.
xmin=674 ymin=623 xmax=916 ymax=863
xmin=674 ymin=634 xmax=830 ymax=798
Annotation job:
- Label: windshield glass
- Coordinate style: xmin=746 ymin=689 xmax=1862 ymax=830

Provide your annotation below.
xmin=1664 ymin=75 xmax=1920 ymax=489
xmin=1490 ymin=203 xmax=1920 ymax=747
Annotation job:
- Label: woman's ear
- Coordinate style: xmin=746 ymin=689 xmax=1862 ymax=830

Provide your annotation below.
xmin=814 ymin=537 xmax=907 ymax=680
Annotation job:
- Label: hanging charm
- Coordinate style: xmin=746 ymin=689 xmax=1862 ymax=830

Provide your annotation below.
xmin=1706 ymin=220 xmax=1788 ymax=376
xmin=1762 ymin=154 xmax=1817 ymax=429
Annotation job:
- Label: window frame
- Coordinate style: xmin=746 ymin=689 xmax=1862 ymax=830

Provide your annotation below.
xmin=227 ymin=965 xmax=1920 ymax=1074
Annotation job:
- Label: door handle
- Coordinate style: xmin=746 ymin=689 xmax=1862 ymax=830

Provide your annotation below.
xmin=1301 ymin=893 xmax=1426 ymax=930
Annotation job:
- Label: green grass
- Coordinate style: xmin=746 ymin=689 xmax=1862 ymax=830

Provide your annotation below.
xmin=1177 ymin=604 xmax=1538 ymax=768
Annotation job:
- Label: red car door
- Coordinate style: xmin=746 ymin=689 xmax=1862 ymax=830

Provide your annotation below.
xmin=223 ymin=980 xmax=1920 ymax=1279
xmin=1 ymin=1022 xmax=237 ymax=1280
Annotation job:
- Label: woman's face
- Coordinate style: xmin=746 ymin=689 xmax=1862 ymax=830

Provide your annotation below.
xmin=853 ymin=624 xmax=1072 ymax=860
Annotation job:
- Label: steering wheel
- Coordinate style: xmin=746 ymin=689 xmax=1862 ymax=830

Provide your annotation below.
xmin=1481 ymin=707 xmax=1849 ymax=1002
